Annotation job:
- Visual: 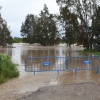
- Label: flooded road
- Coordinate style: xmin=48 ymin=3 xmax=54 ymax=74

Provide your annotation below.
xmin=0 ymin=43 xmax=100 ymax=100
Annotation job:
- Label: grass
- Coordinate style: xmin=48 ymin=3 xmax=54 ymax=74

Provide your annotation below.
xmin=94 ymin=52 xmax=100 ymax=56
xmin=84 ymin=49 xmax=100 ymax=55
xmin=66 ymin=48 xmax=100 ymax=56
xmin=84 ymin=49 xmax=98 ymax=52
xmin=77 ymin=49 xmax=100 ymax=56
xmin=0 ymin=54 xmax=19 ymax=84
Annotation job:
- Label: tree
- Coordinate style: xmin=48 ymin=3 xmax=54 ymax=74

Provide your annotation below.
xmin=0 ymin=7 xmax=13 ymax=47
xmin=75 ymin=0 xmax=97 ymax=49
xmin=56 ymin=0 xmax=78 ymax=46
xmin=21 ymin=4 xmax=60 ymax=46
xmin=20 ymin=14 xmax=38 ymax=44
xmin=92 ymin=6 xmax=100 ymax=51
xmin=58 ymin=5 xmax=78 ymax=46
xmin=37 ymin=4 xmax=60 ymax=46
xmin=0 ymin=23 xmax=12 ymax=47
xmin=56 ymin=0 xmax=98 ymax=49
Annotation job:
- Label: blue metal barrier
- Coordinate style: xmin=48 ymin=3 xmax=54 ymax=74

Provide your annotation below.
xmin=66 ymin=56 xmax=100 ymax=74
xmin=25 ymin=56 xmax=67 ymax=74
xmin=25 ymin=56 xmax=100 ymax=74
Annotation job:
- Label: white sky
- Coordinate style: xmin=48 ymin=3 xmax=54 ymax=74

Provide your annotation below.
xmin=0 ymin=0 xmax=59 ymax=38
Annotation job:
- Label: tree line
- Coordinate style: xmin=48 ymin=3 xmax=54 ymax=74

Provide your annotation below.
xmin=56 ymin=0 xmax=100 ymax=49
xmin=1 ymin=0 xmax=100 ymax=50
xmin=20 ymin=0 xmax=100 ymax=50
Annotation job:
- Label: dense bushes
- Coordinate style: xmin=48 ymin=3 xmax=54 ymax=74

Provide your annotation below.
xmin=0 ymin=54 xmax=19 ymax=84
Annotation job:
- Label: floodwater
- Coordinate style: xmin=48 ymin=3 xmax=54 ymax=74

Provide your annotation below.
xmin=0 ymin=43 xmax=100 ymax=99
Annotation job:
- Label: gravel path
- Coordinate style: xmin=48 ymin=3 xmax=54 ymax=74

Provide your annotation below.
xmin=17 ymin=82 xmax=100 ymax=100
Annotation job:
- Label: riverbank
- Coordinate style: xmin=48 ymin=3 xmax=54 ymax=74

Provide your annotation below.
xmin=17 ymin=82 xmax=100 ymax=100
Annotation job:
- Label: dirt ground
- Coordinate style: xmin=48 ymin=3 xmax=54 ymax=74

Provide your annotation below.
xmin=16 ymin=82 xmax=100 ymax=100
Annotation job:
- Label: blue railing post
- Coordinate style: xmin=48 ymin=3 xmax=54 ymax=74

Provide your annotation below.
xmin=25 ymin=58 xmax=27 ymax=71
xmin=34 ymin=71 xmax=36 ymax=75
xmin=74 ymin=69 xmax=78 ymax=74
xmin=66 ymin=58 xmax=68 ymax=70
xmin=57 ymin=71 xmax=59 ymax=74
xmin=97 ymin=69 xmax=100 ymax=74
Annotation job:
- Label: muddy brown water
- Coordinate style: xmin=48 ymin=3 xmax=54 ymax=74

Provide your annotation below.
xmin=0 ymin=43 xmax=100 ymax=99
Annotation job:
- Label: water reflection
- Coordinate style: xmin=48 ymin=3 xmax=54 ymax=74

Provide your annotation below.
xmin=59 ymin=70 xmax=100 ymax=84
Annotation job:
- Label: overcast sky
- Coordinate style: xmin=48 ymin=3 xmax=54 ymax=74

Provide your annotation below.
xmin=0 ymin=0 xmax=59 ymax=38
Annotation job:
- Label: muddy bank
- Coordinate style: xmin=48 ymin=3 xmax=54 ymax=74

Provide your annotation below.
xmin=17 ymin=82 xmax=100 ymax=100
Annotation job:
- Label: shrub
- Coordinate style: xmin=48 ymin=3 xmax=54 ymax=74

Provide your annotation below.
xmin=0 ymin=54 xmax=19 ymax=84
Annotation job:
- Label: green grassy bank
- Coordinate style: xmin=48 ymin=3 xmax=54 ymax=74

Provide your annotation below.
xmin=0 ymin=54 xmax=19 ymax=84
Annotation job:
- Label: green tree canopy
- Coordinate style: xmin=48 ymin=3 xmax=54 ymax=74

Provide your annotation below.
xmin=92 ymin=6 xmax=100 ymax=51
xmin=36 ymin=4 xmax=60 ymax=46
xmin=56 ymin=0 xmax=98 ymax=49
xmin=0 ymin=7 xmax=13 ymax=47
xmin=20 ymin=4 xmax=60 ymax=46
xmin=20 ymin=14 xmax=38 ymax=44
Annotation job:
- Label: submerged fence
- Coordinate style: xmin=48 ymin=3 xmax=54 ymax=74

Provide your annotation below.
xmin=66 ymin=56 xmax=100 ymax=74
xmin=25 ymin=56 xmax=67 ymax=74
xmin=25 ymin=56 xmax=100 ymax=74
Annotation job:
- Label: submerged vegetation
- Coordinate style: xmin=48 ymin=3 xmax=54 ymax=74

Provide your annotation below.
xmin=78 ymin=49 xmax=100 ymax=56
xmin=84 ymin=49 xmax=98 ymax=52
xmin=0 ymin=54 xmax=19 ymax=84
